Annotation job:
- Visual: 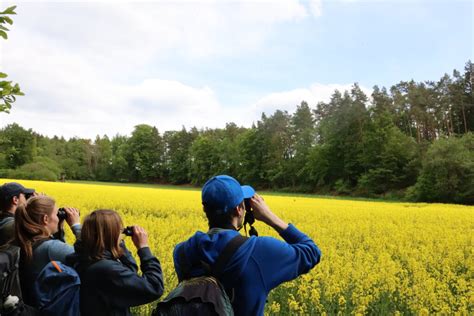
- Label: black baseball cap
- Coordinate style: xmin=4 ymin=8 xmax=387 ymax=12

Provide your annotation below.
xmin=0 ymin=182 xmax=35 ymax=201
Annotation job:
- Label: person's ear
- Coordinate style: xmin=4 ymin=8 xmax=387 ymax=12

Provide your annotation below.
xmin=12 ymin=196 xmax=19 ymax=206
xmin=236 ymin=204 xmax=245 ymax=217
xmin=42 ymin=214 xmax=49 ymax=225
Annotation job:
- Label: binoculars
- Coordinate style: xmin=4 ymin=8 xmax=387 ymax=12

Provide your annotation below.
xmin=244 ymin=199 xmax=258 ymax=237
xmin=122 ymin=226 xmax=134 ymax=236
xmin=57 ymin=208 xmax=67 ymax=221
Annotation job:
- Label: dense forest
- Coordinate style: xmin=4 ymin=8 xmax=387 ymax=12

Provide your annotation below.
xmin=1 ymin=61 xmax=473 ymax=204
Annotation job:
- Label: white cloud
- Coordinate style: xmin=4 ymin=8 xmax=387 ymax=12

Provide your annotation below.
xmin=1 ymin=22 xmax=224 ymax=137
xmin=1 ymin=77 xmax=224 ymax=138
xmin=309 ymin=0 xmax=323 ymax=17
xmin=5 ymin=0 xmax=318 ymax=65
xmin=1 ymin=0 xmax=324 ymax=77
xmin=1 ymin=80 xmax=372 ymax=139
xmin=0 ymin=0 xmax=327 ymax=138
xmin=252 ymin=83 xmax=372 ymax=116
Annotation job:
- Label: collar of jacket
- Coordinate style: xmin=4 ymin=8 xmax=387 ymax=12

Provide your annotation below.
xmin=208 ymin=227 xmax=237 ymax=235
xmin=100 ymin=250 xmax=117 ymax=260
xmin=0 ymin=211 xmax=14 ymax=221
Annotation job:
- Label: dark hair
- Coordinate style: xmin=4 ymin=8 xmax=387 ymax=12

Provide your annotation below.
xmin=203 ymin=201 xmax=244 ymax=229
xmin=15 ymin=196 xmax=55 ymax=262
xmin=81 ymin=209 xmax=124 ymax=261
xmin=0 ymin=198 xmax=10 ymax=212
xmin=0 ymin=194 xmax=18 ymax=212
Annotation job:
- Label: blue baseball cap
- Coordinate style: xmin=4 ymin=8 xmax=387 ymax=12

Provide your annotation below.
xmin=202 ymin=175 xmax=255 ymax=214
xmin=0 ymin=182 xmax=35 ymax=201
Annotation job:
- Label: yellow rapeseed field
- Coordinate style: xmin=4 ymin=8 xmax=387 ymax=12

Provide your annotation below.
xmin=2 ymin=179 xmax=472 ymax=315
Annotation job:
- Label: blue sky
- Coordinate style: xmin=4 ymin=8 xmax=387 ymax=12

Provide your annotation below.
xmin=0 ymin=0 xmax=472 ymax=139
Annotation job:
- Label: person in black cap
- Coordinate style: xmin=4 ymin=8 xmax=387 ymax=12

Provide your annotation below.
xmin=173 ymin=175 xmax=322 ymax=316
xmin=0 ymin=182 xmax=35 ymax=245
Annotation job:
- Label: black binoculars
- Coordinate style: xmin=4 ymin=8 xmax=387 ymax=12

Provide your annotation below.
xmin=122 ymin=226 xmax=134 ymax=236
xmin=244 ymin=199 xmax=258 ymax=236
xmin=57 ymin=208 xmax=67 ymax=221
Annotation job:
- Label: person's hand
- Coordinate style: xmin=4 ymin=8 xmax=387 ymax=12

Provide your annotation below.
xmin=249 ymin=194 xmax=273 ymax=223
xmin=250 ymin=193 xmax=288 ymax=233
xmin=131 ymin=226 xmax=149 ymax=250
xmin=63 ymin=207 xmax=80 ymax=227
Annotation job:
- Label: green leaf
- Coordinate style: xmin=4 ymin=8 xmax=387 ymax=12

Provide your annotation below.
xmin=4 ymin=100 xmax=12 ymax=110
xmin=2 ymin=87 xmax=12 ymax=95
xmin=0 ymin=30 xmax=7 ymax=39
xmin=0 ymin=101 xmax=12 ymax=113
xmin=3 ymin=16 xmax=13 ymax=25
xmin=12 ymin=83 xmax=23 ymax=95
xmin=0 ymin=25 xmax=9 ymax=32
xmin=0 ymin=81 xmax=12 ymax=88
xmin=0 ymin=72 xmax=7 ymax=78
xmin=0 ymin=6 xmax=17 ymax=15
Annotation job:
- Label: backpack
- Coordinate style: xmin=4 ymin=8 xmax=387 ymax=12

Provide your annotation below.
xmin=0 ymin=244 xmax=38 ymax=316
xmin=33 ymin=261 xmax=80 ymax=316
xmin=153 ymin=234 xmax=248 ymax=316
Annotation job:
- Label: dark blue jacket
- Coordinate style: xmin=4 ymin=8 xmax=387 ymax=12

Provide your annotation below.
xmin=69 ymin=243 xmax=164 ymax=316
xmin=174 ymin=224 xmax=321 ymax=316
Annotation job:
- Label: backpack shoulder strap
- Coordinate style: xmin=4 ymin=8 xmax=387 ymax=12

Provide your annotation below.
xmin=177 ymin=234 xmax=248 ymax=281
xmin=32 ymin=238 xmax=49 ymax=251
xmin=177 ymin=245 xmax=193 ymax=281
xmin=0 ymin=216 xmax=14 ymax=234
xmin=212 ymin=234 xmax=248 ymax=278
xmin=0 ymin=216 xmax=14 ymax=226
xmin=0 ymin=217 xmax=15 ymax=244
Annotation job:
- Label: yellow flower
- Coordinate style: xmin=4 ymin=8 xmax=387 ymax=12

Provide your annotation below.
xmin=4 ymin=178 xmax=472 ymax=315
xmin=268 ymin=301 xmax=280 ymax=314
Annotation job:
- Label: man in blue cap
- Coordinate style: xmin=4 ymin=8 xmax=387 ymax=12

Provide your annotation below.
xmin=173 ymin=175 xmax=321 ymax=316
xmin=0 ymin=182 xmax=35 ymax=245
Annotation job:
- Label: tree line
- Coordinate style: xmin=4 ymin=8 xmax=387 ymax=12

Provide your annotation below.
xmin=1 ymin=61 xmax=473 ymax=204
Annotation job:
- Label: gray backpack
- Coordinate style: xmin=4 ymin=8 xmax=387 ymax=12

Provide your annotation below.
xmin=0 ymin=244 xmax=38 ymax=316
xmin=154 ymin=235 xmax=247 ymax=316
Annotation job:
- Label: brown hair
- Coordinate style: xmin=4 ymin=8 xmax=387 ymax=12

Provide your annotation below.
xmin=81 ymin=209 xmax=124 ymax=261
xmin=15 ymin=196 xmax=55 ymax=262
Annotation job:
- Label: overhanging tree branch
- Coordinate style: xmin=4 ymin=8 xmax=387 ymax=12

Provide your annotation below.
xmin=0 ymin=5 xmax=24 ymax=113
